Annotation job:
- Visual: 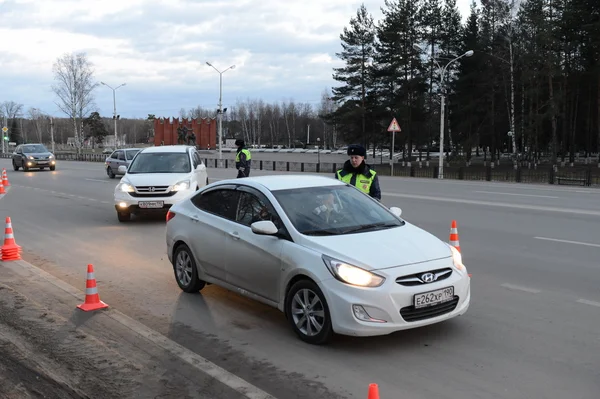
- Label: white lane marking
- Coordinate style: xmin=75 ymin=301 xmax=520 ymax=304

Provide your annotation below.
xmin=10 ymin=259 xmax=276 ymax=399
xmin=474 ymin=190 xmax=559 ymax=199
xmin=534 ymin=237 xmax=600 ymax=248
xmin=577 ymin=299 xmax=600 ymax=308
xmin=383 ymin=192 xmax=600 ymax=217
xmin=501 ymin=283 xmax=541 ymax=294
xmin=85 ymin=178 xmax=110 ymax=183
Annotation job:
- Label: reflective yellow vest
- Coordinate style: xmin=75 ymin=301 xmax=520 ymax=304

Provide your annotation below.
xmin=235 ymin=148 xmax=252 ymax=162
xmin=336 ymin=169 xmax=376 ymax=195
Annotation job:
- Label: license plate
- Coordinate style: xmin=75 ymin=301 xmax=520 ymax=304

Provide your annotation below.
xmin=37 ymin=161 xmax=48 ymax=164
xmin=414 ymin=286 xmax=454 ymax=309
xmin=138 ymin=201 xmax=164 ymax=209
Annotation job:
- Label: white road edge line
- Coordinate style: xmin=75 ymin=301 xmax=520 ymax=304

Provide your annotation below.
xmin=534 ymin=237 xmax=600 ymax=248
xmin=11 ymin=259 xmax=276 ymax=399
xmin=474 ymin=190 xmax=559 ymax=199
xmin=577 ymin=299 xmax=600 ymax=308
xmin=501 ymin=283 xmax=541 ymax=294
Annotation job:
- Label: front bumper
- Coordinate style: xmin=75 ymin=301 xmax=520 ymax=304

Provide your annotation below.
xmin=321 ymin=264 xmax=471 ymax=337
xmin=114 ymin=188 xmax=194 ymax=213
xmin=24 ymin=159 xmax=56 ymax=168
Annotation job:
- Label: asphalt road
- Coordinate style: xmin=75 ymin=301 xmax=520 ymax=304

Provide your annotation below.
xmin=1 ymin=159 xmax=599 ymax=399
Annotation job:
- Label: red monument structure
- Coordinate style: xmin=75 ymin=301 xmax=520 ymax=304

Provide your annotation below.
xmin=153 ymin=117 xmax=217 ymax=149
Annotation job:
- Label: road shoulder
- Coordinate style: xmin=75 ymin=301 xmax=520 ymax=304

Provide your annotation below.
xmin=0 ymin=259 xmax=272 ymax=399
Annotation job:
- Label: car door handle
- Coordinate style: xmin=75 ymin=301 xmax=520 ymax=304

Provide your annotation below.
xmin=190 ymin=215 xmax=200 ymax=222
xmin=228 ymin=231 xmax=240 ymax=239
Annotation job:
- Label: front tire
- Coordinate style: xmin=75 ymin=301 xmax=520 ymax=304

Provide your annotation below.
xmin=117 ymin=211 xmax=131 ymax=222
xmin=12 ymin=161 xmax=18 ymax=171
xmin=173 ymin=244 xmax=206 ymax=293
xmin=107 ymin=167 xmax=115 ymax=178
xmin=49 ymin=165 xmax=56 ymax=171
xmin=285 ymin=279 xmax=333 ymax=345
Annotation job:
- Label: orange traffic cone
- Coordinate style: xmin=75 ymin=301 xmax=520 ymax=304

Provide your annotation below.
xmin=449 ymin=220 xmax=461 ymax=252
xmin=77 ymin=264 xmax=109 ymax=312
xmin=0 ymin=181 xmax=5 ymax=195
xmin=2 ymin=168 xmax=9 ymax=187
xmin=368 ymin=383 xmax=380 ymax=399
xmin=1 ymin=217 xmax=21 ymax=261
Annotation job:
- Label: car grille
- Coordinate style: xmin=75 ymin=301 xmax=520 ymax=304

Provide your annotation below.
xmin=135 ymin=185 xmax=170 ymax=193
xmin=395 ymin=268 xmax=453 ymax=286
xmin=130 ymin=185 xmax=174 ymax=197
xmin=129 ymin=192 xmax=176 ymax=198
xmin=400 ymin=296 xmax=459 ymax=322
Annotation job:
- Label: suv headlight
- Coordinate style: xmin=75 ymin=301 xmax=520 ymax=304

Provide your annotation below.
xmin=172 ymin=180 xmax=190 ymax=191
xmin=117 ymin=182 xmax=135 ymax=193
xmin=322 ymin=255 xmax=385 ymax=288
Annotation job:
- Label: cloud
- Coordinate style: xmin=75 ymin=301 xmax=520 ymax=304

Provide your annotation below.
xmin=0 ymin=0 xmax=474 ymax=118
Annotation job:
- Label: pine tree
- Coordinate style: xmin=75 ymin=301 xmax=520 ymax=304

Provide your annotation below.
xmin=331 ymin=4 xmax=376 ymax=147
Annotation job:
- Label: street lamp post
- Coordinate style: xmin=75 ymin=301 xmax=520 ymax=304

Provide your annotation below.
xmin=100 ymin=82 xmax=126 ymax=149
xmin=206 ymin=62 xmax=236 ymax=160
xmin=317 ymin=137 xmax=321 ymax=167
xmin=414 ymin=44 xmax=474 ymax=179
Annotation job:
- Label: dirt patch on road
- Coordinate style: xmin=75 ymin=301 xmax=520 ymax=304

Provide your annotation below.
xmin=0 ymin=284 xmax=141 ymax=398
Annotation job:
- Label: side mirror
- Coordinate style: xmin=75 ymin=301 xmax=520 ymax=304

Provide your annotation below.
xmin=389 ymin=206 xmax=402 ymax=218
xmin=250 ymin=220 xmax=279 ymax=236
xmin=118 ymin=165 xmax=128 ymax=174
xmin=196 ymin=164 xmax=205 ymax=171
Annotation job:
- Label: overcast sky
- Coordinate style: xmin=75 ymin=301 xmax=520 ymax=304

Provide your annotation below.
xmin=1 ymin=0 xmax=477 ymax=119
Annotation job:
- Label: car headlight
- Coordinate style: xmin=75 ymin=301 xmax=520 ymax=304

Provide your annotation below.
xmin=172 ymin=180 xmax=190 ymax=191
xmin=322 ymin=255 xmax=385 ymax=288
xmin=28 ymin=156 xmax=34 ymax=160
xmin=117 ymin=182 xmax=135 ymax=193
xmin=448 ymin=244 xmax=466 ymax=271
xmin=49 ymin=155 xmax=54 ymax=159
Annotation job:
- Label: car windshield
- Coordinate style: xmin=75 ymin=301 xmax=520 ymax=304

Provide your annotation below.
xmin=125 ymin=149 xmax=140 ymax=160
xmin=127 ymin=152 xmax=190 ymax=174
xmin=272 ymin=185 xmax=404 ymax=236
xmin=22 ymin=144 xmax=48 ymax=153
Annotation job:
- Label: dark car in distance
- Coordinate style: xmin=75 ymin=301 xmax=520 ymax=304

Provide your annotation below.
xmin=12 ymin=143 xmax=56 ymax=171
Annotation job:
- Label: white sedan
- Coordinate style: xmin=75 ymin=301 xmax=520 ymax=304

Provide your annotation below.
xmin=166 ymin=174 xmax=470 ymax=344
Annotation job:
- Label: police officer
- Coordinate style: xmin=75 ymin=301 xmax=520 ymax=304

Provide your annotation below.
xmin=335 ymin=144 xmax=381 ymax=200
xmin=235 ymin=139 xmax=252 ymax=178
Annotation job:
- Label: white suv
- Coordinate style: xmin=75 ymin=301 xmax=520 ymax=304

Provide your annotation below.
xmin=114 ymin=145 xmax=209 ymax=222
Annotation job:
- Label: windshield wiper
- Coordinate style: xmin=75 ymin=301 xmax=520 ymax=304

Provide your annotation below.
xmin=301 ymin=229 xmax=340 ymax=236
xmin=342 ymin=222 xmax=400 ymax=235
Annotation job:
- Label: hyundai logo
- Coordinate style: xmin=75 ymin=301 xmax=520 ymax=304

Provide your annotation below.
xmin=420 ymin=272 xmax=435 ymax=283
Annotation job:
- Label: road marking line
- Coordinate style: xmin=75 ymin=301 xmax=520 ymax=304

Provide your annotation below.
xmin=534 ymin=237 xmax=600 ymax=248
xmin=474 ymin=190 xmax=559 ymax=199
xmin=501 ymin=283 xmax=541 ymax=294
xmin=85 ymin=178 xmax=110 ymax=183
xmin=382 ymin=192 xmax=600 ymax=217
xmin=9 ymin=259 xmax=276 ymax=399
xmin=577 ymin=299 xmax=600 ymax=308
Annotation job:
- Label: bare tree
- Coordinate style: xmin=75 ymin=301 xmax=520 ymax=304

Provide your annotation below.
xmin=51 ymin=52 xmax=98 ymax=153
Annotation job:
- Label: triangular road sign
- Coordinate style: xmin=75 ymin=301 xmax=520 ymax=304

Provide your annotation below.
xmin=387 ymin=117 xmax=401 ymax=132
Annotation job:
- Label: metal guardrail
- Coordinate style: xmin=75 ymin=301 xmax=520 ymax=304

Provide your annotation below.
xmin=1 ymin=152 xmax=598 ymax=187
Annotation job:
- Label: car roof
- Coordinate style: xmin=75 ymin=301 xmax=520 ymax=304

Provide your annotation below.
xmin=221 ymin=174 xmax=346 ymax=191
xmin=139 ymin=145 xmax=191 ymax=154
